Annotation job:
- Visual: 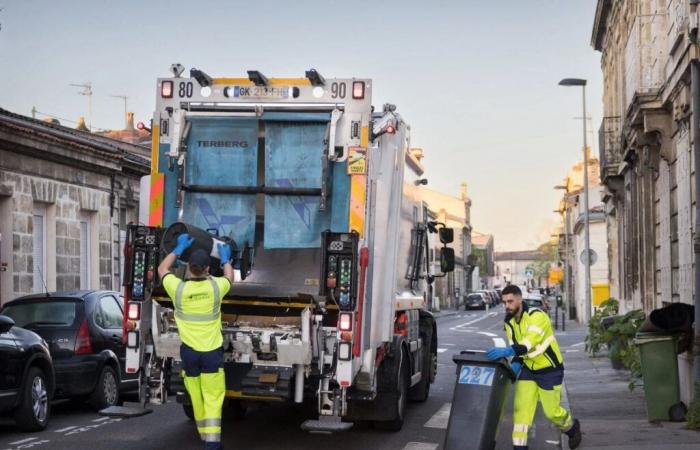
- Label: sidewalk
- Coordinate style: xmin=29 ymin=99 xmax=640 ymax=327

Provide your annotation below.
xmin=559 ymin=319 xmax=700 ymax=449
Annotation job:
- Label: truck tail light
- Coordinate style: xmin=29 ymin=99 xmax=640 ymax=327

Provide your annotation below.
xmin=74 ymin=319 xmax=93 ymax=355
xmin=394 ymin=312 xmax=408 ymax=337
xmin=352 ymin=81 xmax=365 ymax=99
xmin=339 ymin=312 xmax=353 ymax=332
xmin=161 ymin=81 xmax=174 ymax=98
xmin=128 ymin=302 xmax=141 ymax=321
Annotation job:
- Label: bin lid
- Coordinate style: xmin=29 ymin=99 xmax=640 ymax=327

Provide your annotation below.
xmin=633 ymin=331 xmax=676 ymax=344
xmin=452 ymin=350 xmax=515 ymax=381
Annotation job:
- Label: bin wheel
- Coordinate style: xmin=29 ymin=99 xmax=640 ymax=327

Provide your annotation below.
xmin=409 ymin=329 xmax=434 ymax=402
xmin=375 ymin=348 xmax=409 ymax=432
xmin=669 ymin=402 xmax=687 ymax=422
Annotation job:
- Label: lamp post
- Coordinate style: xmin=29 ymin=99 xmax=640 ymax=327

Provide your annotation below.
xmin=559 ymin=78 xmax=592 ymax=323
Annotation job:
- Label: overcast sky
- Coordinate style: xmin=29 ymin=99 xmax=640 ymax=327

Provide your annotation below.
xmin=0 ymin=0 xmax=603 ymax=251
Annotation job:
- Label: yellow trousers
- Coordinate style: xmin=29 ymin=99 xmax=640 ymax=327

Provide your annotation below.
xmin=184 ymin=369 xmax=225 ymax=449
xmin=512 ymin=379 xmax=573 ymax=448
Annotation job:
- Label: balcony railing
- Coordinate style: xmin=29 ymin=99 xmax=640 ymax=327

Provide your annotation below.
xmin=599 ymin=116 xmax=622 ymax=180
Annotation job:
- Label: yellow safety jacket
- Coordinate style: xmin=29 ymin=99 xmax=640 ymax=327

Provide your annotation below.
xmin=162 ymin=274 xmax=231 ymax=352
xmin=504 ymin=304 xmax=564 ymax=373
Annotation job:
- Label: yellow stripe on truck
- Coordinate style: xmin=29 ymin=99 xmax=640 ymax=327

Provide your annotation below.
xmin=349 ymin=175 xmax=367 ymax=237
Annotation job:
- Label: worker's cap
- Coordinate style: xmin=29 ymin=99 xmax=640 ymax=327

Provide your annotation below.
xmin=189 ymin=249 xmax=210 ymax=268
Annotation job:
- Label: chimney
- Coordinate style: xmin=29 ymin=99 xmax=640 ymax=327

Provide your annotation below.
xmin=76 ymin=116 xmax=89 ymax=131
xmin=410 ymin=148 xmax=424 ymax=161
xmin=126 ymin=112 xmax=135 ymax=130
xmin=460 ymin=182 xmax=468 ymax=201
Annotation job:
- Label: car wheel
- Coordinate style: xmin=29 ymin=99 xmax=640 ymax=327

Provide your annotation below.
xmin=90 ymin=365 xmax=120 ymax=411
xmin=14 ymin=366 xmax=50 ymax=431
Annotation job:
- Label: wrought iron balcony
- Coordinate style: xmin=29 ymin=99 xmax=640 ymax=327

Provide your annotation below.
xmin=598 ymin=116 xmax=622 ymax=181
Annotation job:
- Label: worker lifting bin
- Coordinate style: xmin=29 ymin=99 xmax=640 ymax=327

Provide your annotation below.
xmin=634 ymin=332 xmax=685 ymax=422
xmin=444 ymin=351 xmax=516 ymax=450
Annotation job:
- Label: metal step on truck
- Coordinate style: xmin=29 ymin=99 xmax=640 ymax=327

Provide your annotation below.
xmin=120 ymin=65 xmax=456 ymax=432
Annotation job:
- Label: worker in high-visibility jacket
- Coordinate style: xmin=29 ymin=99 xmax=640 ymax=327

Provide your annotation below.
xmin=486 ymin=284 xmax=581 ymax=450
xmin=158 ymin=233 xmax=235 ymax=450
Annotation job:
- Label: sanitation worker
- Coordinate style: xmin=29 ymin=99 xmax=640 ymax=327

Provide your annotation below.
xmin=485 ymin=284 xmax=581 ymax=450
xmin=157 ymin=233 xmax=235 ymax=450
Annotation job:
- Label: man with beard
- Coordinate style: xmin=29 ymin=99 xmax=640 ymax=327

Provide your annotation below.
xmin=485 ymin=284 xmax=581 ymax=450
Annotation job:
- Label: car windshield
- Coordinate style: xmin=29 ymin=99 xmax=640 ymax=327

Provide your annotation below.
xmin=467 ymin=294 xmax=482 ymax=300
xmin=1 ymin=300 xmax=79 ymax=328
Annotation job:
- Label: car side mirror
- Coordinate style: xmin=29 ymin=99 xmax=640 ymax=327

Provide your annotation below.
xmin=439 ymin=227 xmax=454 ymax=244
xmin=440 ymin=247 xmax=455 ymax=273
xmin=0 ymin=315 xmax=15 ymax=333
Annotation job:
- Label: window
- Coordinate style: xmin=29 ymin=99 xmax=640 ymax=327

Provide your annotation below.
xmin=2 ymin=300 xmax=78 ymax=328
xmin=33 ymin=205 xmax=47 ymax=293
xmin=95 ymin=295 xmax=123 ymax=329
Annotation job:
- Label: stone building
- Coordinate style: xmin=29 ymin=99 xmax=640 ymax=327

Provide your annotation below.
xmin=494 ymin=250 xmax=544 ymax=288
xmin=422 ymin=183 xmax=473 ymax=310
xmin=592 ymin=0 xmax=697 ymax=404
xmin=0 ymin=108 xmax=149 ymax=304
xmin=471 ymin=231 xmax=495 ymax=289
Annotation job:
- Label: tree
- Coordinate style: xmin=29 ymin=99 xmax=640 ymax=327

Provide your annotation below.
xmin=526 ymin=241 xmax=559 ymax=286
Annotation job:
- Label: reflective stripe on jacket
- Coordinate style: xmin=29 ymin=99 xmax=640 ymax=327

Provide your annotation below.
xmin=504 ymin=304 xmax=563 ymax=373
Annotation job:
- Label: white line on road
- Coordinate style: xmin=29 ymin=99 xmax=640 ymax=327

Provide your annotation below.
xmin=492 ymin=338 xmax=506 ymax=348
xmin=545 ymin=440 xmax=561 ymax=445
xmin=92 ymin=417 xmax=111 ymax=422
xmin=9 ymin=438 xmax=36 ymax=445
xmin=424 ymin=402 xmax=451 ymax=429
xmin=571 ymin=341 xmax=585 ymax=347
xmin=437 ymin=348 xmax=448 ymax=353
xmin=477 ymin=331 xmax=498 ymax=337
xmin=442 ymin=343 xmax=456 ymax=346
xmin=54 ymin=426 xmax=77 ymax=433
xmin=449 ymin=312 xmax=498 ymax=331
xmin=402 ymin=443 xmax=439 ymax=450
xmin=565 ymin=349 xmax=580 ymax=353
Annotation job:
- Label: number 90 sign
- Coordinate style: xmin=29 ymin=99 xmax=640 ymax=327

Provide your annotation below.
xmin=458 ymin=365 xmax=495 ymax=386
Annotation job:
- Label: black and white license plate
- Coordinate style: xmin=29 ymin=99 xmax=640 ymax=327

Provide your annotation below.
xmin=232 ymin=86 xmax=290 ymax=99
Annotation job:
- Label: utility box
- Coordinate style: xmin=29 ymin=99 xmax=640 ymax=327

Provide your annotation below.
xmin=444 ymin=351 xmax=515 ymax=450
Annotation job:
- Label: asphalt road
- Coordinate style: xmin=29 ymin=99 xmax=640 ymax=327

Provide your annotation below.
xmin=0 ymin=303 xmax=585 ymax=450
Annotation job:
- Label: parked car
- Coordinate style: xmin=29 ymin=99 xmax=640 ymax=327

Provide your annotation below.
xmin=465 ymin=293 xmax=488 ymax=310
xmin=1 ymin=290 xmax=137 ymax=411
xmin=523 ymin=294 xmax=550 ymax=313
xmin=477 ymin=290 xmax=497 ymax=307
xmin=0 ymin=314 xmax=55 ymax=431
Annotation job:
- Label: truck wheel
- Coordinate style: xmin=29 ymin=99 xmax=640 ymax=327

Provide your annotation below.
xmin=375 ymin=349 xmax=408 ymax=431
xmin=183 ymin=404 xmax=194 ymax=420
xmin=409 ymin=329 xmax=434 ymax=402
xmin=14 ymin=367 xmax=50 ymax=432
xmin=90 ymin=365 xmax=120 ymax=411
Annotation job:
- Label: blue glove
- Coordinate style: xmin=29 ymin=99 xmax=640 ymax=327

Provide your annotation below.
xmin=218 ymin=243 xmax=232 ymax=267
xmin=173 ymin=233 xmax=194 ymax=257
xmin=485 ymin=346 xmax=515 ymax=361
xmin=511 ymin=361 xmax=522 ymax=378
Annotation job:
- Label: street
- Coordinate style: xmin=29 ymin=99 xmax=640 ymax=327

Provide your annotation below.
xmin=0 ymin=304 xmax=584 ymax=450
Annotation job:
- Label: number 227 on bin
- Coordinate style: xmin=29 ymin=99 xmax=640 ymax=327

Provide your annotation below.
xmin=458 ymin=365 xmax=495 ymax=386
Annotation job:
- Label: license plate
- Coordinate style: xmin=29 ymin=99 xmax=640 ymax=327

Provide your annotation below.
xmin=232 ymin=86 xmax=290 ymax=99
xmin=458 ymin=365 xmax=495 ymax=386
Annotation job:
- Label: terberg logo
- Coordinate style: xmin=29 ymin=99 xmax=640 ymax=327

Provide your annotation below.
xmin=197 ymin=140 xmax=249 ymax=148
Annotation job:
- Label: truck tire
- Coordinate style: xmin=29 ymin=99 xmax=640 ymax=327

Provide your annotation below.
xmin=375 ymin=348 xmax=408 ymax=432
xmin=409 ymin=327 xmax=434 ymax=402
xmin=14 ymin=367 xmax=50 ymax=432
xmin=90 ymin=365 xmax=120 ymax=411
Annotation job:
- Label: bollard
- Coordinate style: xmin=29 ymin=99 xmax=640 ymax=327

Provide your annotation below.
xmin=562 ymin=310 xmax=566 ymax=332
xmin=554 ymin=304 xmax=559 ymax=330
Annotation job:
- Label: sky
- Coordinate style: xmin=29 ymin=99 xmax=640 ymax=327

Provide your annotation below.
xmin=0 ymin=0 xmax=603 ymax=251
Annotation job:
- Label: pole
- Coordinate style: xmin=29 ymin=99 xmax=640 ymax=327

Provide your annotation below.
xmin=582 ymin=85 xmax=592 ymax=324
xmin=691 ymin=60 xmax=700 ymax=384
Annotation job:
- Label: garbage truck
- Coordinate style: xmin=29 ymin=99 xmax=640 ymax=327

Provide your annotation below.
xmin=120 ymin=65 xmax=455 ymax=432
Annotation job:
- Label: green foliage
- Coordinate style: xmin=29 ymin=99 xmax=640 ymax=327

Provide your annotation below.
xmin=585 ymin=298 xmax=619 ymax=355
xmin=606 ymin=309 xmax=645 ymax=391
xmin=687 ymin=381 xmax=700 ymax=430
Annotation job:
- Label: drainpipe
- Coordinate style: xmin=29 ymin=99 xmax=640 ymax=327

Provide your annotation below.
xmin=691 ymin=0 xmax=700 ymax=384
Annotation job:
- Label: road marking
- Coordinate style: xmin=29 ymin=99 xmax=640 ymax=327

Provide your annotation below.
xmin=402 ymin=443 xmax=439 ymax=450
xmin=92 ymin=417 xmax=110 ymax=422
xmin=477 ymin=331 xmax=498 ymax=337
xmin=449 ymin=312 xmax=498 ymax=331
xmin=437 ymin=348 xmax=448 ymax=353
xmin=571 ymin=341 xmax=585 ymax=347
xmin=9 ymin=438 xmax=36 ymax=445
xmin=442 ymin=343 xmax=456 ymax=346
xmin=546 ymin=440 xmax=561 ymax=445
xmin=492 ymin=338 xmax=506 ymax=347
xmin=424 ymin=402 xmax=451 ymax=429
xmin=54 ymin=426 xmax=77 ymax=433
xmin=565 ymin=349 xmax=580 ymax=353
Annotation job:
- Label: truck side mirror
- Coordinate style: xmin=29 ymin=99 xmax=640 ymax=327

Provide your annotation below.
xmin=440 ymin=247 xmax=455 ymax=273
xmin=0 ymin=315 xmax=15 ymax=334
xmin=439 ymin=228 xmax=454 ymax=244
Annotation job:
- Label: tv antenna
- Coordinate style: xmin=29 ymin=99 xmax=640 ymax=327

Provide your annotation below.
xmin=70 ymin=82 xmax=93 ymax=131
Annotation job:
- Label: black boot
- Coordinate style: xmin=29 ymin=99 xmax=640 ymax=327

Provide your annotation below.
xmin=513 ymin=446 xmax=528 ymax=450
xmin=565 ymin=418 xmax=581 ymax=449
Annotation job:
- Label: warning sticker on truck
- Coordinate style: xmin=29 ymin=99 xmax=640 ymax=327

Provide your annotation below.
xmin=347 ymin=147 xmax=367 ymax=175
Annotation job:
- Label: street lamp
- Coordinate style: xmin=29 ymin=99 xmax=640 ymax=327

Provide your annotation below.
xmin=559 ymin=77 xmax=592 ymax=323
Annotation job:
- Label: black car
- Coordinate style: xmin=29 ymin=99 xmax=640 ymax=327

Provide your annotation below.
xmin=465 ymin=293 xmax=488 ymax=310
xmin=1 ymin=290 xmax=137 ymax=411
xmin=0 ymin=314 xmax=55 ymax=431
